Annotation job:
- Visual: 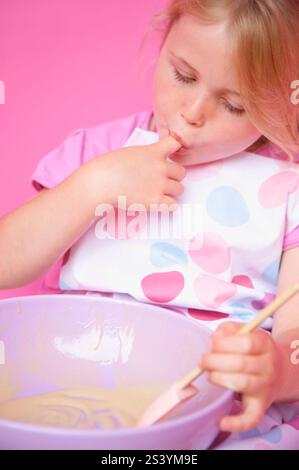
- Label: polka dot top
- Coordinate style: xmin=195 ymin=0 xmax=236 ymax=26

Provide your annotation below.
xmin=57 ymin=126 xmax=299 ymax=330
xmin=32 ymin=111 xmax=299 ymax=328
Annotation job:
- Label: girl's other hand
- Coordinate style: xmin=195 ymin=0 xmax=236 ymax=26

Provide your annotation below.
xmin=199 ymin=321 xmax=285 ymax=433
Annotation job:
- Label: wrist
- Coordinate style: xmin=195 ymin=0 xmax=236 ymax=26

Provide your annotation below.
xmin=273 ymin=341 xmax=299 ymax=403
xmin=75 ymin=158 xmax=116 ymax=212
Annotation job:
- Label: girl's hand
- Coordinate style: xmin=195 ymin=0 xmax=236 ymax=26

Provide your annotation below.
xmin=84 ymin=135 xmax=186 ymax=210
xmin=199 ymin=322 xmax=284 ymax=433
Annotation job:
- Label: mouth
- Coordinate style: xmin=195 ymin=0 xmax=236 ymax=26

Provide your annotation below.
xmin=173 ymin=146 xmax=190 ymax=155
xmin=168 ymin=128 xmax=190 ymax=150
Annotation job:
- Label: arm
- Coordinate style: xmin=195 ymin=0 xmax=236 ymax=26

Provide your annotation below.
xmin=0 ymin=134 xmax=184 ymax=290
xmin=0 ymin=165 xmax=99 ymax=289
xmin=271 ymin=246 xmax=299 ymax=402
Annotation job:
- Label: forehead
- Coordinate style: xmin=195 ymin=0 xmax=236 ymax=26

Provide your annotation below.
xmin=165 ymin=14 xmax=240 ymax=90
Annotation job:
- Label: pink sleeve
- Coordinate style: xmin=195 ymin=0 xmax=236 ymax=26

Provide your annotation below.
xmin=30 ymin=110 xmax=152 ymax=190
xmin=282 ymin=225 xmax=299 ymax=251
xmin=255 ymin=140 xmax=299 ymax=163
xmin=31 ymin=109 xmax=152 ymax=190
xmin=29 ymin=110 xmax=152 ymax=295
xmin=282 ymin=168 xmax=299 ymax=251
xmin=31 ymin=128 xmax=108 ymax=190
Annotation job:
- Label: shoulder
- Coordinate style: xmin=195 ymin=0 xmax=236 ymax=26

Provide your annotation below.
xmin=82 ymin=108 xmax=153 ymax=153
xmin=31 ymin=109 xmax=153 ymax=190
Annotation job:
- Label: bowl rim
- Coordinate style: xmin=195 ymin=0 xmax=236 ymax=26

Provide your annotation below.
xmin=0 ymin=294 xmax=234 ymax=437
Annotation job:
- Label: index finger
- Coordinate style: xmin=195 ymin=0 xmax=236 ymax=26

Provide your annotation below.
xmin=154 ymin=134 xmax=183 ymax=159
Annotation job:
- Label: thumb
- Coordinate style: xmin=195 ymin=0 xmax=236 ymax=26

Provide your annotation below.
xmin=154 ymin=134 xmax=183 ymax=159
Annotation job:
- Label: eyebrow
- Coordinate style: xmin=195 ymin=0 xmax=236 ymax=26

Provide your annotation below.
xmin=169 ymin=51 xmax=241 ymax=97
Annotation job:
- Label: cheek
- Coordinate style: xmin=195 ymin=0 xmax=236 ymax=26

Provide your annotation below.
xmin=236 ymin=124 xmax=262 ymax=148
xmin=204 ymin=120 xmax=262 ymax=158
xmin=214 ymin=119 xmax=261 ymax=148
xmin=153 ymin=78 xmax=179 ymax=130
xmin=153 ymin=63 xmax=179 ymax=108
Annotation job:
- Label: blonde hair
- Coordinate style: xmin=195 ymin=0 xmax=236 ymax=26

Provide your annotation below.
xmin=138 ymin=0 xmax=299 ymax=161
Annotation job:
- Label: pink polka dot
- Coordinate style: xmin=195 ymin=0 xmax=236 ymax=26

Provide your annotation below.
xmin=194 ymin=275 xmax=237 ymax=308
xmin=141 ymin=271 xmax=185 ymax=303
xmin=188 ymin=233 xmax=230 ymax=274
xmin=254 ymin=443 xmax=273 ymax=450
xmin=232 ymin=275 xmax=254 ymax=289
xmin=252 ymin=292 xmax=276 ymax=310
xmin=187 ymin=308 xmax=229 ymax=321
xmin=258 ymin=172 xmax=299 ymax=208
xmin=186 ymin=160 xmax=223 ymax=182
xmin=288 ymin=417 xmax=299 ymax=430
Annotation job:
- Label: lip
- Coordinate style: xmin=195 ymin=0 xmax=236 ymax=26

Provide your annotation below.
xmin=172 ymin=147 xmax=190 ymax=156
xmin=168 ymin=128 xmax=190 ymax=150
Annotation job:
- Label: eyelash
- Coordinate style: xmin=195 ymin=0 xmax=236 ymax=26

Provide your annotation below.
xmin=172 ymin=67 xmax=245 ymax=116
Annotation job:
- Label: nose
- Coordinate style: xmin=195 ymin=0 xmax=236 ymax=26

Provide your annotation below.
xmin=183 ymin=114 xmax=205 ymax=128
xmin=181 ymin=93 xmax=210 ymax=128
xmin=181 ymin=107 xmax=205 ymax=128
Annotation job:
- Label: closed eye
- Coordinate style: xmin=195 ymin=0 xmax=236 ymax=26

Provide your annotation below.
xmin=172 ymin=67 xmax=245 ymax=116
xmin=172 ymin=67 xmax=196 ymax=85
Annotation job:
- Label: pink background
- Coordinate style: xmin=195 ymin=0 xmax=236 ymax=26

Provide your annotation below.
xmin=0 ymin=0 xmax=166 ymax=299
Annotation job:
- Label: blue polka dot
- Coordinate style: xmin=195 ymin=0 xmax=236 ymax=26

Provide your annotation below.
xmin=263 ymin=426 xmax=282 ymax=444
xmin=207 ymin=186 xmax=250 ymax=227
xmin=240 ymin=428 xmax=261 ymax=439
xmin=59 ymin=279 xmax=72 ymax=290
xmin=150 ymin=242 xmax=188 ymax=268
xmin=230 ymin=302 xmax=254 ymax=322
xmin=261 ymin=258 xmax=281 ymax=285
xmin=233 ymin=312 xmax=254 ymax=322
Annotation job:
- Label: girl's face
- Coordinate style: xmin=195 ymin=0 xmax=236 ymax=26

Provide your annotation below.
xmin=152 ymin=14 xmax=262 ymax=166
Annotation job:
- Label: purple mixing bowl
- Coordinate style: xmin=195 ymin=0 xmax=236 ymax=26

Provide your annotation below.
xmin=0 ymin=294 xmax=233 ymax=450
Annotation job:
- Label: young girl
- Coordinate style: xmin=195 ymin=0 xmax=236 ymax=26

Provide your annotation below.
xmin=1 ymin=0 xmax=299 ymax=449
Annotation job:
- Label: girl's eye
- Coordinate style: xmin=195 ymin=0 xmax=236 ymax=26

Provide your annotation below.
xmin=172 ymin=67 xmax=196 ymax=85
xmin=172 ymin=66 xmax=245 ymax=117
xmin=222 ymin=100 xmax=245 ymax=116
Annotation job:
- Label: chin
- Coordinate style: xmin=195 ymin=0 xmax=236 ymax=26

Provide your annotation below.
xmin=170 ymin=152 xmax=226 ymax=166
